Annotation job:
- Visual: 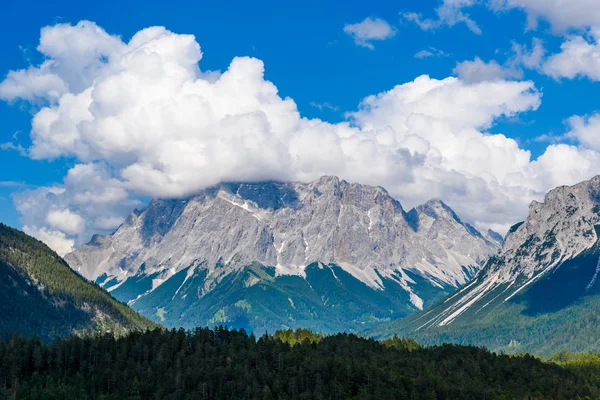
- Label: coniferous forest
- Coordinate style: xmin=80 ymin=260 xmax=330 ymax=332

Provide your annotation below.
xmin=1 ymin=327 xmax=598 ymax=400
xmin=0 ymin=223 xmax=155 ymax=341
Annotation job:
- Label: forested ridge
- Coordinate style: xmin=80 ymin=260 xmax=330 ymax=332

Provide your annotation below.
xmin=0 ymin=223 xmax=155 ymax=341
xmin=0 ymin=327 xmax=597 ymax=400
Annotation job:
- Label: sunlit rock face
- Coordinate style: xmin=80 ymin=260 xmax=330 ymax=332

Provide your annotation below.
xmin=65 ymin=176 xmax=499 ymax=332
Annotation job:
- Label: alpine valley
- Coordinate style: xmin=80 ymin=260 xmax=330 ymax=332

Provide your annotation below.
xmin=371 ymin=175 xmax=600 ymax=356
xmin=65 ymin=176 xmax=501 ymax=333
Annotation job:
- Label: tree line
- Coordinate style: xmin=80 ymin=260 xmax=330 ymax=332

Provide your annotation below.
xmin=0 ymin=326 xmax=597 ymax=399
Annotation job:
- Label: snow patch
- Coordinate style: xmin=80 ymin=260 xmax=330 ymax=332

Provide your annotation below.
xmin=587 ymin=254 xmax=600 ymax=291
xmin=105 ymin=275 xmax=127 ymax=292
xmin=328 ymin=265 xmax=340 ymax=282
xmin=409 ymin=292 xmax=424 ymax=310
xmin=438 ymin=272 xmax=501 ymax=326
xmin=172 ymin=265 xmax=197 ymax=300
xmin=338 ymin=262 xmax=384 ymax=290
xmin=275 ymin=263 xmax=306 ymax=279
xmin=218 ymin=191 xmax=264 ymax=221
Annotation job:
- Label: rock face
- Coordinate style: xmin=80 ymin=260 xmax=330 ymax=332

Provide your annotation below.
xmin=66 ymin=176 xmax=500 ymax=333
xmin=372 ymin=175 xmax=600 ymax=355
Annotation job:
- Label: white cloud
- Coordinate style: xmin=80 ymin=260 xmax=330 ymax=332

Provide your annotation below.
xmin=453 ymin=57 xmax=516 ymax=83
xmin=4 ymin=21 xmax=600 ymax=253
xmin=530 ymin=144 xmax=600 ymax=190
xmin=23 ymin=226 xmax=75 ymax=256
xmin=14 ymin=163 xmax=142 ymax=248
xmin=349 ymin=75 xmax=540 ymax=131
xmin=413 ymin=0 xmax=600 ymax=34
xmin=490 ymin=0 xmax=600 ymax=32
xmin=565 ymin=113 xmax=600 ymax=150
xmin=402 ymin=12 xmax=439 ymax=31
xmin=0 ymin=65 xmax=67 ymax=102
xmin=343 ymin=17 xmax=396 ymax=49
xmin=510 ymin=38 xmax=545 ymax=69
xmin=543 ymin=34 xmax=600 ymax=80
xmin=46 ymin=209 xmax=84 ymax=235
xmin=310 ymin=101 xmax=339 ymax=112
xmin=0 ymin=21 xmax=123 ymax=103
xmin=414 ymin=47 xmax=448 ymax=59
xmin=454 ymin=38 xmax=545 ymax=83
xmin=0 ymin=181 xmax=26 ymax=188
xmin=0 ymin=141 xmax=26 ymax=155
xmin=402 ymin=0 xmax=482 ymax=34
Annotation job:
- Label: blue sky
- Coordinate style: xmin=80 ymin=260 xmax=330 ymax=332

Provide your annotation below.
xmin=2 ymin=0 xmax=600 ymax=254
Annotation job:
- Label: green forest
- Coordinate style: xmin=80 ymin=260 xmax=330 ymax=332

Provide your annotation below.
xmin=1 ymin=327 xmax=599 ymax=400
xmin=0 ymin=223 xmax=155 ymax=341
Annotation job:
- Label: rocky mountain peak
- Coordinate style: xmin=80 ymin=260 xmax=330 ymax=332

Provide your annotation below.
xmin=503 ymin=175 xmax=600 ymax=271
xmin=65 ymin=176 xmax=500 ymax=331
xmin=222 ymin=181 xmax=299 ymax=211
xmin=409 ymin=175 xmax=600 ymax=331
xmin=314 ymin=174 xmax=342 ymax=187
xmin=487 ymin=229 xmax=504 ymax=245
xmin=415 ymin=199 xmax=461 ymax=223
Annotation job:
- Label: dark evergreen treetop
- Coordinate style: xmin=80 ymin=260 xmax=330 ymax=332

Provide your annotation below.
xmin=0 ymin=327 xmax=597 ymax=399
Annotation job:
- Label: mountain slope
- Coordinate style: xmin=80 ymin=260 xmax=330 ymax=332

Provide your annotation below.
xmin=370 ymin=175 xmax=600 ymax=355
xmin=66 ymin=176 xmax=499 ymax=333
xmin=0 ymin=223 xmax=156 ymax=341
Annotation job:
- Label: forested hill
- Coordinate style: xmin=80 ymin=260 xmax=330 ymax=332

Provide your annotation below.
xmin=0 ymin=223 xmax=156 ymax=341
xmin=0 ymin=327 xmax=597 ymax=399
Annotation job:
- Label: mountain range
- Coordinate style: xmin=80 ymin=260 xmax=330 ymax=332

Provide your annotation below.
xmin=65 ymin=176 xmax=501 ymax=333
xmin=370 ymin=175 xmax=600 ymax=355
xmin=5 ymin=174 xmax=600 ymax=355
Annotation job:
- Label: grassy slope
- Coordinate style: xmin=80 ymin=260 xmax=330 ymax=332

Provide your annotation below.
xmin=368 ymin=247 xmax=600 ymax=356
xmin=118 ymin=262 xmax=452 ymax=334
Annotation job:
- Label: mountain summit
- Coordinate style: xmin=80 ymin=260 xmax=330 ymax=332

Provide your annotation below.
xmin=66 ymin=176 xmax=500 ymax=333
xmin=373 ymin=175 xmax=600 ymax=354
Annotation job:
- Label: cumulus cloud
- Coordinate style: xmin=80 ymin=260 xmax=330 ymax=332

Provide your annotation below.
xmin=0 ymin=21 xmax=123 ymax=102
xmin=566 ymin=113 xmax=600 ymax=150
xmin=23 ymin=226 xmax=75 ymax=257
xmin=14 ymin=163 xmax=143 ymax=250
xmin=46 ymin=208 xmax=85 ymax=235
xmin=0 ymin=66 xmax=67 ymax=102
xmin=348 ymin=75 xmax=540 ymax=131
xmin=543 ymin=34 xmax=600 ymax=80
xmin=530 ymin=144 xmax=600 ymax=189
xmin=343 ymin=17 xmax=396 ymax=49
xmin=490 ymin=0 xmax=600 ymax=32
xmin=454 ymin=38 xmax=546 ymax=83
xmin=3 ymin=21 xmax=600 ymax=254
xmin=453 ymin=57 xmax=516 ymax=83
